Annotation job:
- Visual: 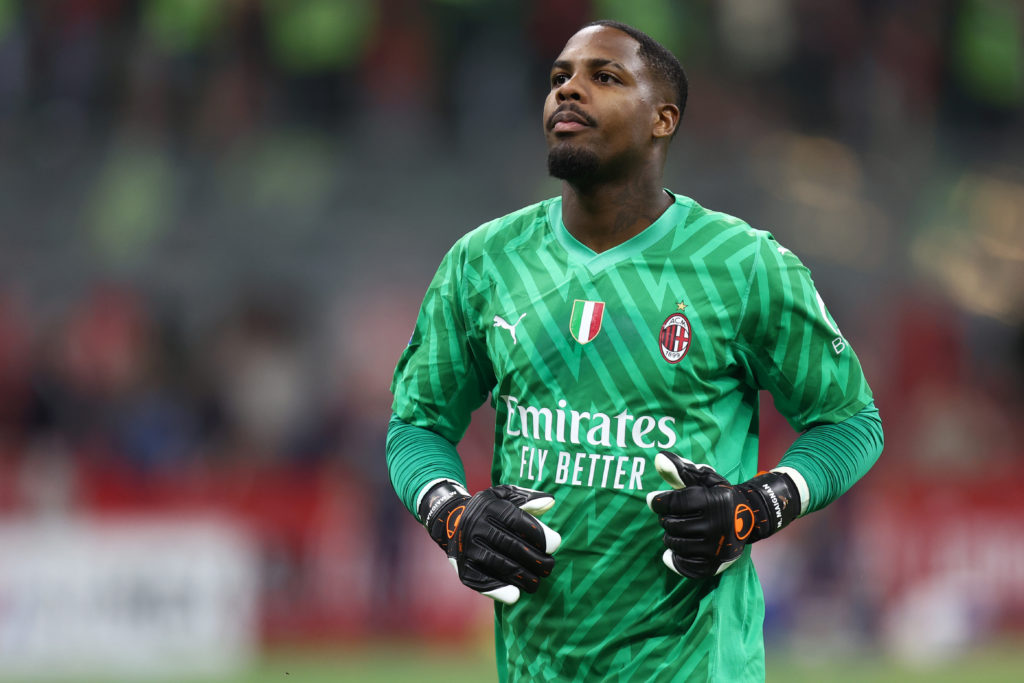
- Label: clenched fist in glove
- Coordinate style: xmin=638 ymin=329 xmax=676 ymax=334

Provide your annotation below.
xmin=646 ymin=452 xmax=801 ymax=579
xmin=418 ymin=481 xmax=561 ymax=604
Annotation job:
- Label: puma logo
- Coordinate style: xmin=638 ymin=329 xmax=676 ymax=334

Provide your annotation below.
xmin=493 ymin=313 xmax=527 ymax=345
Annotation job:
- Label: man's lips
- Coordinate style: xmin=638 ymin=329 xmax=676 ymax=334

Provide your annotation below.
xmin=548 ymin=107 xmax=595 ymax=132
xmin=553 ymin=120 xmax=587 ymax=133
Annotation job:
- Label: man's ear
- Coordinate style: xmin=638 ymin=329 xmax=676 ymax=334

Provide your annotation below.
xmin=653 ymin=103 xmax=680 ymax=139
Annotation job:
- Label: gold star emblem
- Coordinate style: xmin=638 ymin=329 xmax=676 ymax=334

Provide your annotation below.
xmin=676 ymin=302 xmax=688 ymax=311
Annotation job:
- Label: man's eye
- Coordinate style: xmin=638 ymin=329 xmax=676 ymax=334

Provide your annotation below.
xmin=596 ymin=73 xmax=617 ymax=84
xmin=551 ymin=74 xmax=569 ymax=87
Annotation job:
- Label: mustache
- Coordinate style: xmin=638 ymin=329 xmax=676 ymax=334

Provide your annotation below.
xmin=547 ymin=104 xmax=597 ymax=130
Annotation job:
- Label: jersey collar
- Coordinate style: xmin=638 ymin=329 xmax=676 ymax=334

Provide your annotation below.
xmin=547 ymin=190 xmax=692 ymax=273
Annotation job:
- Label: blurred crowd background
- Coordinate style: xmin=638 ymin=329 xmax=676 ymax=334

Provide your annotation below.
xmin=0 ymin=0 xmax=1022 ymax=677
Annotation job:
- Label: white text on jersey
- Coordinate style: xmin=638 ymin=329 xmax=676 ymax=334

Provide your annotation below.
xmin=519 ymin=446 xmax=646 ymax=491
xmin=500 ymin=395 xmax=678 ymax=451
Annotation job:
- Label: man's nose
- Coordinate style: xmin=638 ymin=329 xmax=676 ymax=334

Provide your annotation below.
xmin=556 ymin=77 xmax=584 ymax=101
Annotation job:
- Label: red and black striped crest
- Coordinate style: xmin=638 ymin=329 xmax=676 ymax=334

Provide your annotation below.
xmin=659 ymin=313 xmax=691 ymax=364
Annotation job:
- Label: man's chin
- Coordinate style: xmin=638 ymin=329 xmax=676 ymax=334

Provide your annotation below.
xmin=547 ymin=143 xmax=601 ymax=183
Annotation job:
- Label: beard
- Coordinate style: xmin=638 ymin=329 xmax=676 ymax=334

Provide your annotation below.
xmin=547 ymin=143 xmax=601 ymax=184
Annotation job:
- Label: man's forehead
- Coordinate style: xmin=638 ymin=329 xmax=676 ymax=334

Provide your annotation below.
xmin=555 ymin=26 xmax=642 ymax=69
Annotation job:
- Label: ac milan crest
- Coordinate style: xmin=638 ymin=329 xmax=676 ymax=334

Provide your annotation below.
xmin=569 ymin=300 xmax=605 ymax=344
xmin=659 ymin=312 xmax=691 ymax=363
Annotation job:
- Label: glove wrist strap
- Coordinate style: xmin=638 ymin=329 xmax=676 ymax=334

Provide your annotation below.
xmin=743 ymin=471 xmax=800 ymax=540
xmin=418 ymin=481 xmax=469 ymax=553
xmin=418 ymin=481 xmax=469 ymax=526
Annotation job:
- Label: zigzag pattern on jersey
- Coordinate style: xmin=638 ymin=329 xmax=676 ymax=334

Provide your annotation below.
xmin=468 ymin=201 xmax=766 ymax=682
xmin=392 ymin=194 xmax=867 ymax=682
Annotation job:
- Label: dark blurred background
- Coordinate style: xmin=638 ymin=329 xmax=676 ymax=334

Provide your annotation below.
xmin=0 ymin=0 xmax=1022 ymax=678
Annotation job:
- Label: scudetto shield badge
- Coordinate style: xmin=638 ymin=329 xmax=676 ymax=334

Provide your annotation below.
xmin=659 ymin=313 xmax=691 ymax=363
xmin=570 ymin=300 xmax=605 ymax=344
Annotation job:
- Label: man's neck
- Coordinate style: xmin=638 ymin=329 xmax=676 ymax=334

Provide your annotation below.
xmin=560 ymin=176 xmax=672 ymax=254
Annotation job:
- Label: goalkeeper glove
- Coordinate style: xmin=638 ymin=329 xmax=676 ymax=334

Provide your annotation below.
xmin=418 ymin=481 xmax=561 ymax=605
xmin=646 ymin=452 xmax=800 ymax=579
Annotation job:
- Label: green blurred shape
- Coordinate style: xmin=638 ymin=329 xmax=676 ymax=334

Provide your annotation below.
xmin=221 ymin=130 xmax=334 ymax=217
xmin=141 ymin=0 xmax=226 ymax=56
xmin=262 ymin=0 xmax=376 ymax=73
xmin=591 ymin=0 xmax=705 ymax=60
xmin=0 ymin=0 xmax=15 ymax=40
xmin=89 ymin=141 xmax=174 ymax=264
xmin=430 ymin=0 xmax=486 ymax=7
xmin=952 ymin=0 xmax=1024 ymax=107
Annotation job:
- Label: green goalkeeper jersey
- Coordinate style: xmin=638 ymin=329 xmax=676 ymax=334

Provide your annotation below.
xmin=390 ymin=191 xmax=873 ymax=682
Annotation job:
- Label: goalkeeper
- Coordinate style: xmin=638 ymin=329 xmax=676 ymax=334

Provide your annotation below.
xmin=387 ymin=19 xmax=883 ymax=683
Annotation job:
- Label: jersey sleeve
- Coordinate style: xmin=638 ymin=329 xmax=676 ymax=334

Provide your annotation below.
xmin=734 ymin=234 xmax=873 ymax=431
xmin=777 ymin=401 xmax=883 ymax=514
xmin=390 ymin=239 xmax=494 ymax=444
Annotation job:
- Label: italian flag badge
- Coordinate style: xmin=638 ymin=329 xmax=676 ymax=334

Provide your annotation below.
xmin=570 ymin=299 xmax=605 ymax=344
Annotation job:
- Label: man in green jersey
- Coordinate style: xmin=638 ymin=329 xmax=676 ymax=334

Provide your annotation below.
xmin=387 ymin=20 xmax=883 ymax=682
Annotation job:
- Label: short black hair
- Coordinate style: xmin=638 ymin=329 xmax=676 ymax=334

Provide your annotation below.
xmin=583 ymin=20 xmax=688 ymax=122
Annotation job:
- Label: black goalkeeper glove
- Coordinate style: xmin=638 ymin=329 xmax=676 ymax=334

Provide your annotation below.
xmin=646 ymin=452 xmax=800 ymax=579
xmin=418 ymin=481 xmax=561 ymax=605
